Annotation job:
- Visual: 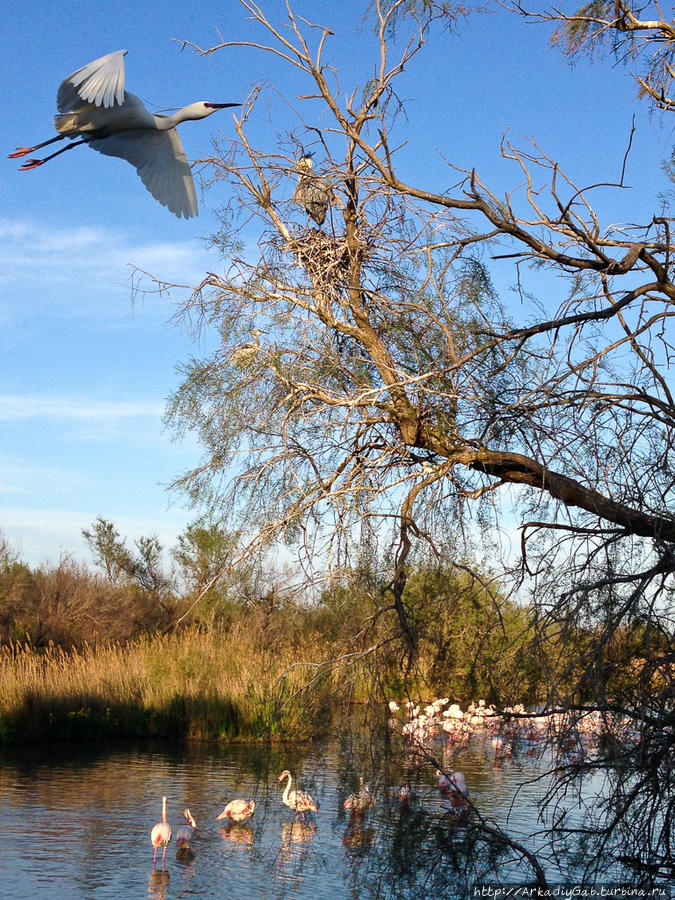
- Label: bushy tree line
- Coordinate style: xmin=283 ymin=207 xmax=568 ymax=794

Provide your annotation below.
xmin=1 ymin=521 xmax=664 ymax=710
xmin=0 ymin=520 xmax=266 ymax=646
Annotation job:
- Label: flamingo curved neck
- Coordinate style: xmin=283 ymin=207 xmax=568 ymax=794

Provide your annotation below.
xmin=282 ymin=772 xmax=293 ymax=803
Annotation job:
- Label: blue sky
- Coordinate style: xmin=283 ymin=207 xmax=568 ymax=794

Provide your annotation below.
xmin=1 ymin=1 xmax=671 ymax=569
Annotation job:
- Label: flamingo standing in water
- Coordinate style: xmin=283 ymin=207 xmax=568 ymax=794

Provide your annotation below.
xmin=436 ymin=769 xmax=452 ymax=793
xmin=448 ymin=771 xmax=471 ymax=815
xmin=216 ymin=798 xmax=256 ymax=823
xmin=343 ymin=778 xmax=375 ymax=819
xmin=278 ymin=770 xmax=318 ymax=820
xmin=395 ymin=784 xmax=416 ymax=806
xmin=450 ymin=771 xmax=469 ymax=799
xmin=174 ymin=808 xmax=196 ymax=854
xmin=150 ymin=795 xmax=172 ymax=866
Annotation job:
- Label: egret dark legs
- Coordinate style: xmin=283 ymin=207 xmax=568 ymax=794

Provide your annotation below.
xmin=8 ymin=134 xmax=67 ymax=159
xmin=13 ymin=139 xmax=88 ymax=171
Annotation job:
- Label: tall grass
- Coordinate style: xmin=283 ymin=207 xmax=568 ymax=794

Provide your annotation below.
xmin=1 ymin=557 xmax=607 ymax=745
xmin=0 ymin=623 xmax=347 ymax=744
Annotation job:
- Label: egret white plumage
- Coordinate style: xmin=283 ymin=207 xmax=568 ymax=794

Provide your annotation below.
xmin=216 ymin=798 xmax=256 ymax=823
xmin=150 ymin=795 xmax=172 ymax=866
xmin=9 ymin=49 xmax=239 ymax=218
xmin=294 ymin=154 xmax=330 ymax=226
xmin=278 ymin=769 xmax=318 ymax=820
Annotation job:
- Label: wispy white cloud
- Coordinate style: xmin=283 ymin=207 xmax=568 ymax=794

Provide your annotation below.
xmin=0 ymin=394 xmax=164 ymax=422
xmin=0 ymin=217 xmax=215 ymax=565
xmin=0 ymin=506 xmax=193 ymax=568
xmin=0 ymin=458 xmax=89 ymax=496
xmin=0 ymin=217 xmax=214 ymax=316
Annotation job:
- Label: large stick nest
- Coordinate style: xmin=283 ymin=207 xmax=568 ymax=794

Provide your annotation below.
xmin=285 ymin=230 xmax=369 ymax=289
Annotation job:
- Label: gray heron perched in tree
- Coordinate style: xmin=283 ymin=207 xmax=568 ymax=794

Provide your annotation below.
xmin=293 ymin=154 xmax=330 ymax=226
xmin=230 ymin=328 xmax=266 ymax=368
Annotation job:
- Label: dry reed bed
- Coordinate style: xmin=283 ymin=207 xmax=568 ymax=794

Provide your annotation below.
xmin=0 ymin=626 xmax=343 ymax=743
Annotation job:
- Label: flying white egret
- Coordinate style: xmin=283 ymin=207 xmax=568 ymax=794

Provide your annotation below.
xmin=8 ymin=49 xmax=239 ymax=218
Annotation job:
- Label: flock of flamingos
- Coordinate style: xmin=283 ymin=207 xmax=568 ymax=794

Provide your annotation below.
xmin=151 ymin=769 xmax=319 ymax=865
xmin=151 ymin=695 xmax=619 ymax=867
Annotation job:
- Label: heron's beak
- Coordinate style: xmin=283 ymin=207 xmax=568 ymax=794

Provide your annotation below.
xmin=205 ymin=102 xmax=241 ymax=109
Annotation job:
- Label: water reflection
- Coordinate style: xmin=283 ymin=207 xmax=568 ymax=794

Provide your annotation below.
xmin=219 ymin=822 xmax=254 ymax=845
xmin=147 ymin=868 xmax=169 ymax=898
xmin=342 ymin=821 xmax=375 ymax=853
xmin=0 ymin=730 xmax=635 ymax=900
xmin=281 ymin=820 xmax=317 ymax=845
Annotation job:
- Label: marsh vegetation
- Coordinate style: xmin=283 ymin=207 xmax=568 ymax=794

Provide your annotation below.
xmin=2 ymin=0 xmax=674 ymax=890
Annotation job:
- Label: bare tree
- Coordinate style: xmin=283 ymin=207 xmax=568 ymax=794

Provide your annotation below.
xmin=160 ymin=0 xmax=674 ymax=881
xmin=510 ymin=1 xmax=675 ymax=111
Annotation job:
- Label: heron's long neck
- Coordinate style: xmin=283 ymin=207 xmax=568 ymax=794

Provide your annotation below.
xmin=155 ymin=106 xmax=204 ymax=130
xmin=152 ymin=112 xmax=180 ymax=131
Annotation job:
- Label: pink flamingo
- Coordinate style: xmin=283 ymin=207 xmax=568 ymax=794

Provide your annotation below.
xmin=150 ymin=795 xmax=172 ymax=866
xmin=278 ymin=770 xmax=318 ymax=820
xmin=436 ymin=769 xmax=452 ymax=792
xmin=449 ymin=771 xmax=471 ymax=814
xmin=396 ymin=784 xmax=416 ymax=805
xmin=450 ymin=771 xmax=469 ymax=799
xmin=174 ymin=808 xmax=196 ymax=854
xmin=343 ymin=778 xmax=375 ymax=819
xmin=216 ymin=798 xmax=256 ymax=823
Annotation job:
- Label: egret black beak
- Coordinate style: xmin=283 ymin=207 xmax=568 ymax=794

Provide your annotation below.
xmin=205 ymin=102 xmax=241 ymax=109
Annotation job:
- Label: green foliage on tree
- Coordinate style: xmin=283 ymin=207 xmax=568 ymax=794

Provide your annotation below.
xmin=82 ymin=518 xmax=174 ymax=614
xmin=173 ymin=523 xmax=237 ymax=591
xmin=81 ymin=517 xmax=134 ymax=587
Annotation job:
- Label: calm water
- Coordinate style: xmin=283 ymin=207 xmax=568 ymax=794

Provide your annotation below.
xmin=0 ymin=732 xmax=612 ymax=899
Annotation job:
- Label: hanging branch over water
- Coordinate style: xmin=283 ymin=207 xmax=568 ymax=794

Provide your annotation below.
xmin=159 ymin=1 xmax=675 ymax=879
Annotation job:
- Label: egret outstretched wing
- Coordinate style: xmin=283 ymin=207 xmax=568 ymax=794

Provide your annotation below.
xmin=57 ymin=49 xmax=127 ymax=111
xmin=12 ymin=49 xmax=237 ymax=218
xmin=88 ymin=128 xmax=198 ymax=218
